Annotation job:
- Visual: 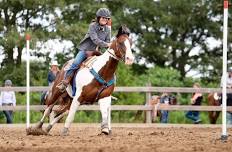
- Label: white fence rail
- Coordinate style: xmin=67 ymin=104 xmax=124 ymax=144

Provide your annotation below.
xmin=0 ymin=86 xmax=230 ymax=123
xmin=1 ymin=105 xmax=232 ymax=112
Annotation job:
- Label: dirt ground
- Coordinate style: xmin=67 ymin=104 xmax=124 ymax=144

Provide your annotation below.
xmin=0 ymin=123 xmax=232 ymax=152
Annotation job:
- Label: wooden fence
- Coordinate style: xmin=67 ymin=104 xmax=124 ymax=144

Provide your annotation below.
xmin=0 ymin=86 xmax=232 ymax=123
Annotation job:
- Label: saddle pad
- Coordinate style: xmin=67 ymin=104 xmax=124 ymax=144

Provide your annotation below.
xmin=65 ymin=56 xmax=97 ymax=97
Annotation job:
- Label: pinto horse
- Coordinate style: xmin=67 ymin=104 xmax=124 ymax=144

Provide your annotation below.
xmin=28 ymin=26 xmax=134 ymax=136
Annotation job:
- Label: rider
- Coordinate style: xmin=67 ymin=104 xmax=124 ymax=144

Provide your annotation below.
xmin=56 ymin=8 xmax=112 ymax=91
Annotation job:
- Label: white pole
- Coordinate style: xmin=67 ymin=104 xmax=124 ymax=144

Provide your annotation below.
xmin=222 ymin=0 xmax=229 ymax=140
xmin=26 ymin=34 xmax=31 ymax=128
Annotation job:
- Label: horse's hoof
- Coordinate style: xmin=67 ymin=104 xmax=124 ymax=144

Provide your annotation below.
xmin=101 ymin=128 xmax=110 ymax=135
xmin=60 ymin=127 xmax=69 ymax=136
xmin=45 ymin=124 xmax=52 ymax=133
xmin=26 ymin=127 xmax=48 ymax=136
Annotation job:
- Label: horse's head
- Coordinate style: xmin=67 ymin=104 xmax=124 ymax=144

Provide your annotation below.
xmin=110 ymin=25 xmax=134 ymax=65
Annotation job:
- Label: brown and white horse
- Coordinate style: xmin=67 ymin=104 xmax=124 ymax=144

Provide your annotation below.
xmin=28 ymin=26 xmax=134 ymax=136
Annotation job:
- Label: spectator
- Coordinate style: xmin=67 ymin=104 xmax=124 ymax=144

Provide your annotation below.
xmin=227 ymin=100 xmax=232 ymax=124
xmin=149 ymin=93 xmax=176 ymax=123
xmin=40 ymin=60 xmax=60 ymax=104
xmin=48 ymin=60 xmax=60 ymax=86
xmin=159 ymin=93 xmax=176 ymax=123
xmin=185 ymin=83 xmax=203 ymax=124
xmin=0 ymin=79 xmax=16 ymax=124
xmin=220 ymin=68 xmax=232 ymax=124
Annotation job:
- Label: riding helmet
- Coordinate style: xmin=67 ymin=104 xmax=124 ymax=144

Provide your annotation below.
xmin=96 ymin=8 xmax=111 ymax=18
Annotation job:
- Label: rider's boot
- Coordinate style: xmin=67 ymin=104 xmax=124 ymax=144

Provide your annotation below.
xmin=56 ymin=50 xmax=87 ymax=92
xmin=56 ymin=74 xmax=75 ymax=92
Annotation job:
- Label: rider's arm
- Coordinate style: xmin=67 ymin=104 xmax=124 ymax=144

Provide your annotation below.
xmin=89 ymin=23 xmax=110 ymax=48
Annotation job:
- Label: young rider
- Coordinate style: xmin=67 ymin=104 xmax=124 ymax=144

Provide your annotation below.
xmin=57 ymin=8 xmax=112 ymax=91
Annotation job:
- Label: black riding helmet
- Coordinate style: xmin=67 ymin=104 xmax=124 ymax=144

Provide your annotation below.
xmin=96 ymin=8 xmax=111 ymax=18
xmin=116 ymin=25 xmax=131 ymax=38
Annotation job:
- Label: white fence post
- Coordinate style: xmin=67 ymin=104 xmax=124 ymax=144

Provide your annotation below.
xmin=145 ymin=82 xmax=152 ymax=123
xmin=26 ymin=34 xmax=31 ymax=128
xmin=221 ymin=0 xmax=229 ymax=141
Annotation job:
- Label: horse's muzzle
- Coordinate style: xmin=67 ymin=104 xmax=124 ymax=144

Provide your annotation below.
xmin=125 ymin=57 xmax=134 ymax=65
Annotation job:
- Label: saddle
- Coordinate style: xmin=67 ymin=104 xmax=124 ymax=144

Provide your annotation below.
xmin=64 ymin=50 xmax=101 ymax=97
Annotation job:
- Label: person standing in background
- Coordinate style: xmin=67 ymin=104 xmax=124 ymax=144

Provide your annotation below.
xmin=40 ymin=60 xmax=60 ymax=105
xmin=0 ymin=79 xmax=16 ymax=124
xmin=185 ymin=83 xmax=203 ymax=124
xmin=47 ymin=60 xmax=60 ymax=86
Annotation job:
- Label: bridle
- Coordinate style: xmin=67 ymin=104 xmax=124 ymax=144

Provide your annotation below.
xmin=107 ymin=35 xmax=130 ymax=62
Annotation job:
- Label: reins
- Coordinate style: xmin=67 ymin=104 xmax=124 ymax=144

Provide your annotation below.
xmin=107 ymin=36 xmax=129 ymax=62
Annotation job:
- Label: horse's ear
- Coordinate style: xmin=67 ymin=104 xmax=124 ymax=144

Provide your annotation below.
xmin=116 ymin=25 xmax=130 ymax=38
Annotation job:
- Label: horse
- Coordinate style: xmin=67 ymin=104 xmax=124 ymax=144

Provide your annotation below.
xmin=207 ymin=93 xmax=221 ymax=124
xmin=27 ymin=25 xmax=134 ymax=136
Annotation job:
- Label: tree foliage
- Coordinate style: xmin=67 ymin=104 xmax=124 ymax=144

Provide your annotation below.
xmin=0 ymin=0 xmax=229 ymax=85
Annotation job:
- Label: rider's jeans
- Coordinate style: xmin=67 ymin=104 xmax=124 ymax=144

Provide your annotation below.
xmin=65 ymin=50 xmax=87 ymax=78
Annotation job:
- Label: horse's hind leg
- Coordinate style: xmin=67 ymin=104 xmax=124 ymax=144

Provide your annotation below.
xmin=99 ymin=96 xmax=111 ymax=135
xmin=45 ymin=111 xmax=68 ymax=133
xmin=35 ymin=104 xmax=54 ymax=129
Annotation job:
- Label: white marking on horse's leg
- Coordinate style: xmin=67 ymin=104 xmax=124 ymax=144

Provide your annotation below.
xmin=49 ymin=110 xmax=56 ymax=123
xmin=108 ymin=103 xmax=111 ymax=131
xmin=64 ymin=95 xmax=80 ymax=129
xmin=51 ymin=111 xmax=68 ymax=126
xmin=99 ymin=96 xmax=111 ymax=130
xmin=40 ymin=105 xmax=53 ymax=122
xmin=34 ymin=105 xmax=53 ymax=129
xmin=45 ymin=111 xmax=68 ymax=133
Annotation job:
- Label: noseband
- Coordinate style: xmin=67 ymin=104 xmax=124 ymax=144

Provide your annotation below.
xmin=107 ymin=36 xmax=130 ymax=62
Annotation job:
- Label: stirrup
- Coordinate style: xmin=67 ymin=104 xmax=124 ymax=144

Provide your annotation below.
xmin=56 ymin=82 xmax=67 ymax=92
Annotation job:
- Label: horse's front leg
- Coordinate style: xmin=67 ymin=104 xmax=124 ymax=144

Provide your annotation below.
xmin=61 ymin=94 xmax=81 ymax=136
xmin=35 ymin=104 xmax=54 ymax=129
xmin=99 ymin=96 xmax=111 ymax=135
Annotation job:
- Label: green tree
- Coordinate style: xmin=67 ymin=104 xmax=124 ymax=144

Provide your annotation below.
xmin=107 ymin=0 xmax=226 ymax=81
xmin=0 ymin=0 xmax=66 ymax=67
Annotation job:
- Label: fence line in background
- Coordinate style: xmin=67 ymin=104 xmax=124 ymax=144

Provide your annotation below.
xmin=0 ymin=86 xmax=229 ymax=123
xmin=0 ymin=86 xmax=231 ymax=93
xmin=1 ymin=105 xmax=232 ymax=112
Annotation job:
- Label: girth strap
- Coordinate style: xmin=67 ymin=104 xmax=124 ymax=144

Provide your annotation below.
xmin=89 ymin=68 xmax=115 ymax=102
